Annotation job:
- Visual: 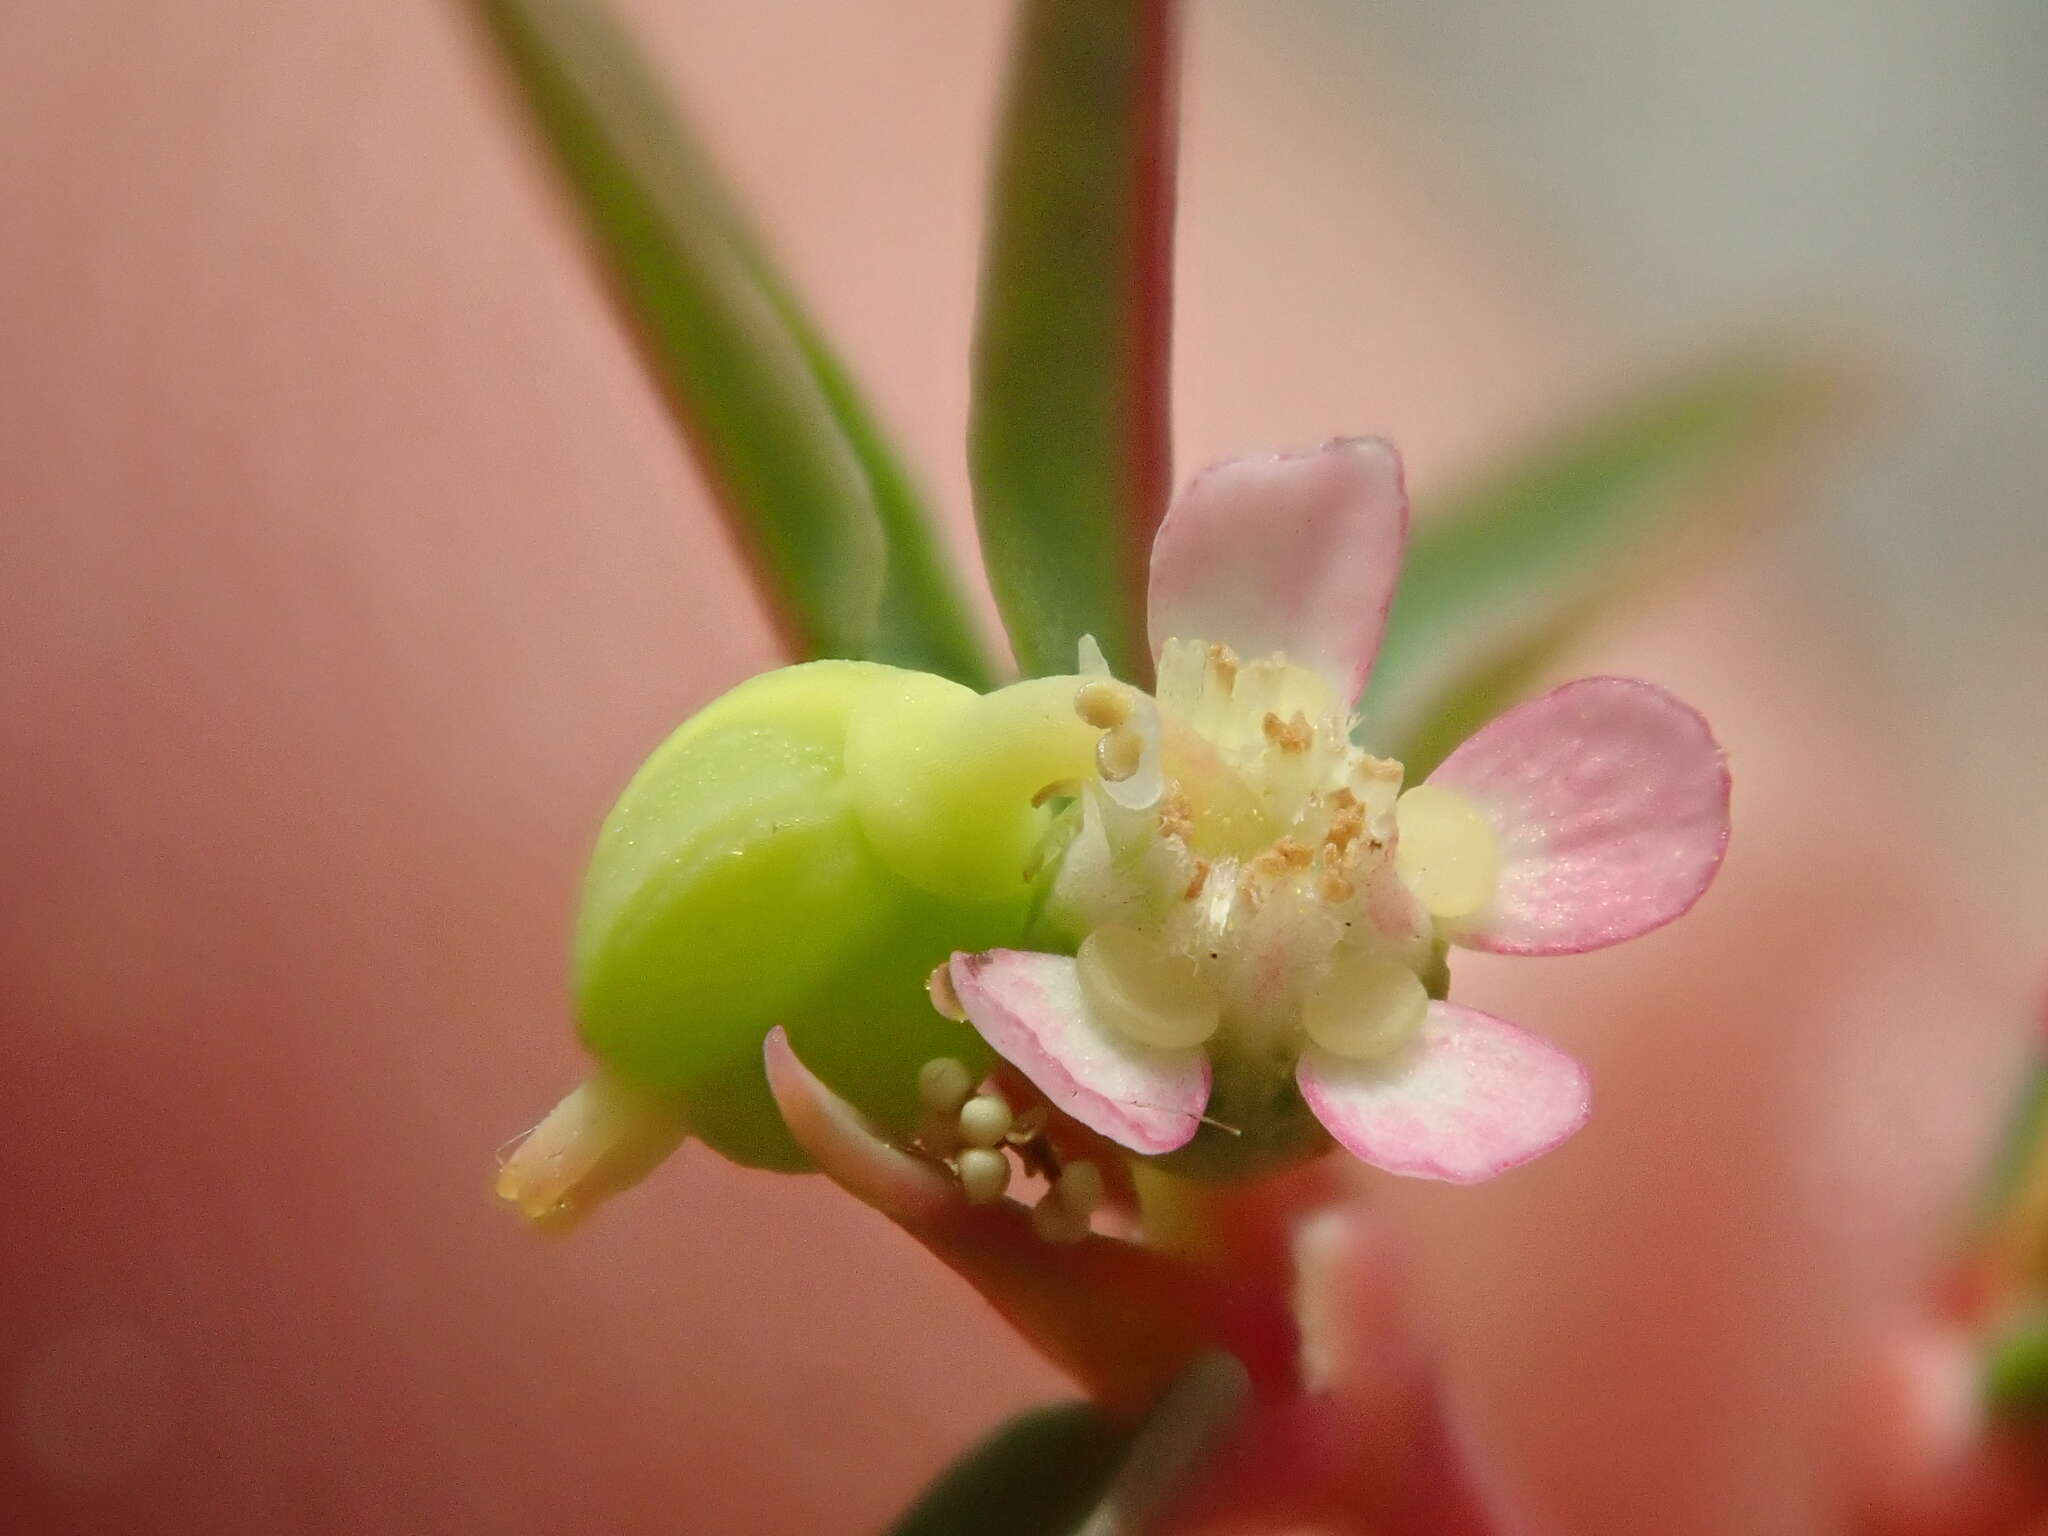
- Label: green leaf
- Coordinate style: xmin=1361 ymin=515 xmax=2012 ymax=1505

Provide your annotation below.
xmin=970 ymin=0 xmax=1180 ymax=684
xmin=1364 ymin=348 xmax=1843 ymax=773
xmin=884 ymin=1402 xmax=1127 ymax=1536
xmin=474 ymin=0 xmax=996 ymax=687
xmin=1984 ymin=1305 xmax=2048 ymax=1417
xmin=885 ymin=1353 xmax=1248 ymax=1536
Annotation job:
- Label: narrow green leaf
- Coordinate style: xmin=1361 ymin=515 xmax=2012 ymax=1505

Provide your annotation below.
xmin=1984 ymin=1305 xmax=2048 ymax=1417
xmin=475 ymin=0 xmax=996 ymax=686
xmin=970 ymin=0 xmax=1180 ymax=684
xmin=884 ymin=1402 xmax=1127 ymax=1536
xmin=1364 ymin=348 xmax=1843 ymax=771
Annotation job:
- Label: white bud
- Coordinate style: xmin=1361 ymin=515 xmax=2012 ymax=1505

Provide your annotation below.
xmin=958 ymin=1093 xmax=1014 ymax=1149
xmin=917 ymin=1057 xmax=973 ymax=1115
xmin=957 ymin=1147 xmax=1011 ymax=1204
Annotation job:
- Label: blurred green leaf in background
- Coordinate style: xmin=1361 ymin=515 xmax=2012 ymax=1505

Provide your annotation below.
xmin=1369 ymin=348 xmax=1844 ymax=775
xmin=969 ymin=0 xmax=1180 ymax=685
xmin=477 ymin=0 xmax=996 ymax=687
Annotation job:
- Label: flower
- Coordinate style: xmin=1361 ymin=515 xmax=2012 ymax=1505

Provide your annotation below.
xmin=498 ymin=437 xmax=1727 ymax=1223
xmin=941 ymin=437 xmax=1731 ymax=1183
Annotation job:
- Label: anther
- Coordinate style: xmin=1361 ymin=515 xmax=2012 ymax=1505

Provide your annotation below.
xmin=1319 ymin=869 xmax=1356 ymax=904
xmin=1206 ymin=643 xmax=1239 ymax=692
xmin=1183 ymin=858 xmax=1211 ymax=901
xmin=957 ymin=1147 xmax=1012 ymax=1205
xmin=1325 ymin=805 xmax=1364 ymax=851
xmin=1253 ymin=838 xmax=1314 ymax=880
xmin=926 ymin=965 xmax=967 ymax=1023
xmin=1157 ymin=786 xmax=1194 ymax=840
xmin=1262 ymin=711 xmax=1313 ymax=753
xmin=1097 ymin=726 xmax=1144 ymax=783
xmin=1074 ymin=679 xmax=1134 ymax=730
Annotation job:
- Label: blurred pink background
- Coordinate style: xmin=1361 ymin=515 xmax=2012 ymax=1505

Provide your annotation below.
xmin=4 ymin=3 xmax=2044 ymax=1532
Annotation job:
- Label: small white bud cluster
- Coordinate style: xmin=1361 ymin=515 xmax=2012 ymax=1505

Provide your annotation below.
xmin=914 ymin=1055 xmax=1102 ymax=1243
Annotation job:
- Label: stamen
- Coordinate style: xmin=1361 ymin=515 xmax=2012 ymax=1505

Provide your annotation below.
xmin=1075 ymin=679 xmax=1134 ymax=730
xmin=1261 ymin=711 xmax=1313 ymax=754
xmin=1076 ymin=924 xmax=1221 ymax=1050
xmin=1205 ymin=642 xmax=1239 ymax=693
xmin=1157 ymin=785 xmax=1194 ymax=841
xmin=1318 ymin=869 xmax=1356 ymax=904
xmin=1183 ymin=858 xmax=1211 ymax=901
xmin=1097 ymin=726 xmax=1145 ymax=783
xmin=1324 ymin=803 xmax=1364 ymax=851
xmin=1251 ymin=837 xmax=1314 ymax=882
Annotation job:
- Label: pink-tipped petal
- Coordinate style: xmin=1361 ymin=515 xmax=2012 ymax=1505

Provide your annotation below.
xmin=1427 ymin=676 xmax=1730 ymax=955
xmin=1297 ymin=1002 xmax=1589 ymax=1183
xmin=1148 ymin=438 xmax=1409 ymax=706
xmin=949 ymin=949 xmax=1209 ymax=1155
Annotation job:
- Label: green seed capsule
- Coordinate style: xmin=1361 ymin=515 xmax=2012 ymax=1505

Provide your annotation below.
xmin=572 ymin=661 xmax=1064 ymax=1172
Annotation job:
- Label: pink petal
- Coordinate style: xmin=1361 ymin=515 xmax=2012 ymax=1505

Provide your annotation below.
xmin=1427 ymin=676 xmax=1730 ymax=955
xmin=1147 ymin=439 xmax=1408 ymax=706
xmin=949 ymin=949 xmax=1209 ymax=1155
xmin=1296 ymin=1002 xmax=1589 ymax=1183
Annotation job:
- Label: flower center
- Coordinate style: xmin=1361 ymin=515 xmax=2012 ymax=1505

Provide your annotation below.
xmin=1050 ymin=637 xmax=1494 ymax=1079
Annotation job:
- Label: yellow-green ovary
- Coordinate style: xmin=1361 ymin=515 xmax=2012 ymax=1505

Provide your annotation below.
xmin=575 ymin=661 xmax=1071 ymax=1171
